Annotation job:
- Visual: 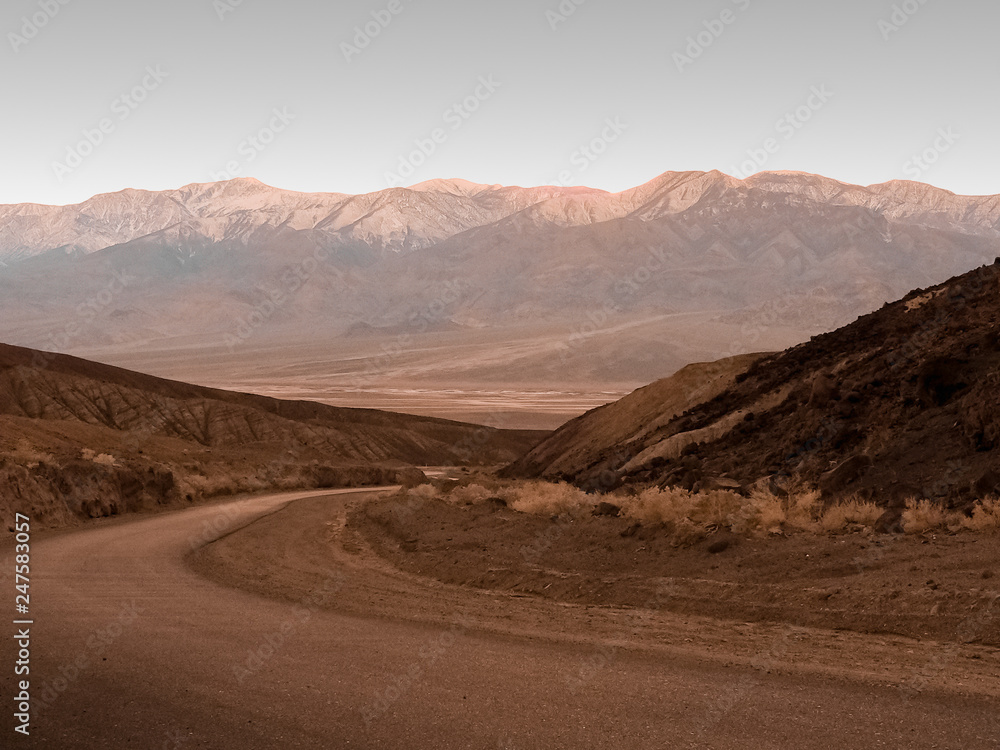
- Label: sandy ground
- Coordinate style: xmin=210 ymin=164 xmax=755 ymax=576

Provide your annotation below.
xmin=352 ymin=495 xmax=1000 ymax=648
xmin=8 ymin=490 xmax=1000 ymax=747
xmin=193 ymin=492 xmax=1000 ymax=703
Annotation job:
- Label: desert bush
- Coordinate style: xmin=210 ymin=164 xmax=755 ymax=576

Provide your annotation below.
xmin=503 ymin=481 xmax=591 ymax=516
xmin=820 ymin=498 xmax=883 ymax=532
xmin=621 ymin=486 xmax=741 ymax=528
xmin=902 ymin=499 xmax=961 ymax=534
xmin=961 ymin=497 xmax=1000 ymax=532
xmin=409 ymin=484 xmax=439 ymax=500
xmin=9 ymin=439 xmax=54 ymax=468
xmin=618 ymin=486 xmax=823 ymax=536
xmin=785 ymin=489 xmax=823 ymax=531
xmin=447 ymin=483 xmax=494 ymax=505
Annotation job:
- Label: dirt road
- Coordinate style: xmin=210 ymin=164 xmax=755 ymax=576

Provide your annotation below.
xmin=4 ymin=489 xmax=999 ymax=748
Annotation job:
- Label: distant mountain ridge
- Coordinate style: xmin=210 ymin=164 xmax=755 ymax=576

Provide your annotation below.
xmin=3 ymin=171 xmax=998 ymax=265
xmin=1 ymin=170 xmax=998 ymax=397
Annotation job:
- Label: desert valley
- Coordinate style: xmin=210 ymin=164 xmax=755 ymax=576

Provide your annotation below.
xmin=3 ymin=172 xmax=1000 ymax=748
xmin=7 ymin=1 xmax=1000 ymax=745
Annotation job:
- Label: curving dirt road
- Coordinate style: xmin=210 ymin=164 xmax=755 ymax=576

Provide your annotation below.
xmin=4 ymin=489 xmax=1000 ymax=749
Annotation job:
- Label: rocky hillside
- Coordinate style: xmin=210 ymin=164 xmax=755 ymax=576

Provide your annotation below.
xmin=504 ymin=354 xmax=764 ymax=480
xmin=0 ymin=342 xmax=544 ymax=528
xmin=509 ymin=261 xmax=1000 ymax=513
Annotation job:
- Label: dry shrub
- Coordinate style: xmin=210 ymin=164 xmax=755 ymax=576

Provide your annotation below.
xmin=961 ymin=497 xmax=1000 ymax=532
xmin=10 ymin=439 xmax=54 ymax=468
xmin=902 ymin=499 xmax=959 ymax=534
xmin=503 ymin=481 xmax=590 ymax=516
xmin=821 ymin=498 xmax=883 ymax=532
xmin=619 ymin=486 xmax=823 ymax=536
xmin=621 ymin=487 xmax=744 ymax=529
xmin=447 ymin=483 xmax=493 ymax=505
xmin=785 ymin=489 xmax=823 ymax=531
xmin=408 ymin=484 xmax=439 ymax=500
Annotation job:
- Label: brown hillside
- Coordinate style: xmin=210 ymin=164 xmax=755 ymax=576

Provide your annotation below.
xmin=512 ymin=261 xmax=1000 ymax=512
xmin=0 ymin=343 xmax=545 ymax=527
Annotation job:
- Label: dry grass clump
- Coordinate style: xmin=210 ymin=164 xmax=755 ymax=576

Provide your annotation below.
xmin=820 ymin=498 xmax=883 ymax=532
xmin=902 ymin=499 xmax=947 ymax=533
xmin=445 ymin=483 xmax=494 ymax=505
xmin=961 ymin=497 xmax=1000 ymax=531
xmin=617 ymin=486 xmax=823 ymax=536
xmin=900 ymin=497 xmax=1000 ymax=534
xmin=503 ymin=481 xmax=591 ymax=516
xmin=9 ymin=438 xmax=54 ymax=468
xmin=391 ymin=477 xmax=1000 ymax=539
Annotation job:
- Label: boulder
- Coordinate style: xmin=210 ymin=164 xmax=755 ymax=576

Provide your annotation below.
xmin=819 ymin=455 xmax=874 ymax=498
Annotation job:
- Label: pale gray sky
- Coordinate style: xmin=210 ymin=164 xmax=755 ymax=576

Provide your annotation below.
xmin=2 ymin=0 xmax=997 ymax=204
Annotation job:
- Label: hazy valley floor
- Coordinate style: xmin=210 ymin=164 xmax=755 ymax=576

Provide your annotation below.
xmin=69 ymin=314 xmax=808 ymax=430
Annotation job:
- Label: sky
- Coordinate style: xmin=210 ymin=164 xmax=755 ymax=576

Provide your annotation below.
xmin=2 ymin=0 xmax=998 ymax=206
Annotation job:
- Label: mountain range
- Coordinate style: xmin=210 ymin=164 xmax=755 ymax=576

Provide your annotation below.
xmin=2 ymin=170 xmax=998 ymax=426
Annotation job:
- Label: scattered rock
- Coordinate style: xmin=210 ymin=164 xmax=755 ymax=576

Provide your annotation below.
xmin=819 ymin=455 xmax=874 ymax=498
xmin=973 ymin=469 xmax=1000 ymax=498
xmin=702 ymin=476 xmax=743 ymax=492
xmin=916 ymin=356 xmax=970 ymax=407
xmin=707 ymin=538 xmax=731 ymax=554
xmin=807 ymin=372 xmax=840 ymax=409
xmin=592 ymin=502 xmax=622 ymax=518
xmin=874 ymin=507 xmax=905 ymax=535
